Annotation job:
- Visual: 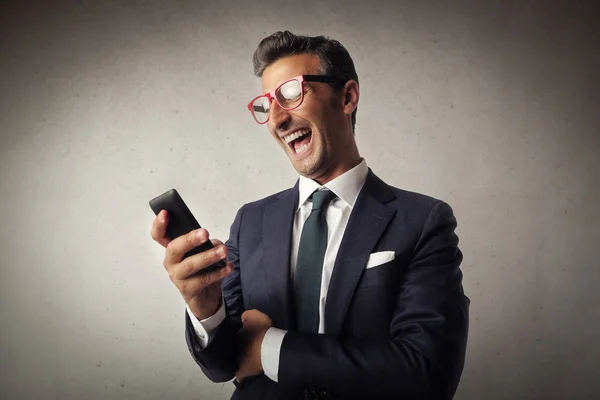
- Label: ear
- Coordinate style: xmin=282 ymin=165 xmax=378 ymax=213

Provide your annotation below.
xmin=342 ymin=80 xmax=359 ymax=116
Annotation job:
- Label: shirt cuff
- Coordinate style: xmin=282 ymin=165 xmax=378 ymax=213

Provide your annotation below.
xmin=186 ymin=300 xmax=226 ymax=348
xmin=261 ymin=327 xmax=287 ymax=383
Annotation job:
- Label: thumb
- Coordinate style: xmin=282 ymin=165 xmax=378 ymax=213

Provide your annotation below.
xmin=241 ymin=310 xmax=250 ymax=324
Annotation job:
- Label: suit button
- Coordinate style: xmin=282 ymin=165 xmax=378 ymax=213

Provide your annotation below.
xmin=194 ymin=344 xmax=202 ymax=352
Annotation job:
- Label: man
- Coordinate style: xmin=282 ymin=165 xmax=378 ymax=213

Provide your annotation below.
xmin=151 ymin=31 xmax=469 ymax=400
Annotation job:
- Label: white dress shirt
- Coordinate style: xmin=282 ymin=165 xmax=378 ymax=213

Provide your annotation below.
xmin=187 ymin=159 xmax=369 ymax=382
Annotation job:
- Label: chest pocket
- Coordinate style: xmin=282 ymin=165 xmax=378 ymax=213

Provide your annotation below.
xmin=356 ymin=260 xmax=398 ymax=289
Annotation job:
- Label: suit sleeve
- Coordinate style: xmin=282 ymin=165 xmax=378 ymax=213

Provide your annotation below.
xmin=278 ymin=201 xmax=470 ymax=399
xmin=184 ymin=205 xmax=246 ymax=382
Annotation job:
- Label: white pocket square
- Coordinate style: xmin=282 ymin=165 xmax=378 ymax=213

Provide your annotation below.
xmin=365 ymin=251 xmax=395 ymax=269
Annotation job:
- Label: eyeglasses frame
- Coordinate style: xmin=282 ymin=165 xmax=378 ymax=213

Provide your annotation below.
xmin=247 ymin=74 xmax=345 ymax=124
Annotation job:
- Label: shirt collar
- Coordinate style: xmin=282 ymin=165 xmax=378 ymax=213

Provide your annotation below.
xmin=297 ymin=158 xmax=368 ymax=210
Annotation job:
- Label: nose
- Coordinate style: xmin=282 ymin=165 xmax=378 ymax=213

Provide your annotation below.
xmin=268 ymin=99 xmax=291 ymax=132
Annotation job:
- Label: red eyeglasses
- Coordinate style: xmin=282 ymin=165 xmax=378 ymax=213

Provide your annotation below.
xmin=247 ymin=74 xmax=343 ymax=124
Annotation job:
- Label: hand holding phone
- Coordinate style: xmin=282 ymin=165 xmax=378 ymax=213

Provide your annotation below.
xmin=150 ymin=189 xmax=232 ymax=320
xmin=149 ymin=189 xmax=227 ymax=274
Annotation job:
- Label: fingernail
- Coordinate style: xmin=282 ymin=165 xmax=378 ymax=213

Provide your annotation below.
xmin=196 ymin=230 xmax=205 ymax=240
xmin=216 ymin=246 xmax=225 ymax=257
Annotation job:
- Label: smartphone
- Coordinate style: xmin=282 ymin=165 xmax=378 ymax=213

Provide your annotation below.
xmin=149 ymin=189 xmax=226 ymax=275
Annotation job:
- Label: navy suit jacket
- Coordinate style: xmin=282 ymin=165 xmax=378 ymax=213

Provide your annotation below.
xmin=185 ymin=169 xmax=469 ymax=400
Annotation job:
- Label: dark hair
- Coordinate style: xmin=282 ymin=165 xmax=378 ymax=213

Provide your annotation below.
xmin=253 ymin=31 xmax=359 ymax=132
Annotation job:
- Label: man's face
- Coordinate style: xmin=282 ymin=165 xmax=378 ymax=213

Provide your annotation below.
xmin=260 ymin=53 xmax=353 ymax=183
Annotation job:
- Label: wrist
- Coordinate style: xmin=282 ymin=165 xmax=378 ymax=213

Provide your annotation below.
xmin=189 ymin=294 xmax=222 ymax=321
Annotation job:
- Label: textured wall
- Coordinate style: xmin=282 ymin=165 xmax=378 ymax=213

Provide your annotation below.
xmin=0 ymin=1 xmax=598 ymax=399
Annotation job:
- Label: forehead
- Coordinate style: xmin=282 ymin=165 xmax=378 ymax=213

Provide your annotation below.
xmin=261 ymin=53 xmax=321 ymax=93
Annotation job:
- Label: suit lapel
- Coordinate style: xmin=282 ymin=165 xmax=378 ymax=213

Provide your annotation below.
xmin=324 ymin=170 xmax=396 ymax=335
xmin=262 ymin=181 xmax=299 ymax=331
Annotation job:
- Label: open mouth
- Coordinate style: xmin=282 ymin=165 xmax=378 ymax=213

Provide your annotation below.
xmin=283 ymin=129 xmax=312 ymax=155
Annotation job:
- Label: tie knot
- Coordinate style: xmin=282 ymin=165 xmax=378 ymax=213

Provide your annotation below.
xmin=311 ymin=189 xmax=336 ymax=211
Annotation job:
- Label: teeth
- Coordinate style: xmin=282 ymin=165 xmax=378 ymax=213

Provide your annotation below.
xmin=296 ymin=143 xmax=309 ymax=153
xmin=283 ymin=129 xmax=311 ymax=144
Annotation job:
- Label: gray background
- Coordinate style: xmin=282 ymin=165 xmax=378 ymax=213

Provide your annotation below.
xmin=1 ymin=0 xmax=598 ymax=399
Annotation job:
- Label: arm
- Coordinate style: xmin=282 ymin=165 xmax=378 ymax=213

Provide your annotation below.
xmin=185 ymin=205 xmax=246 ymax=382
xmin=278 ymin=201 xmax=469 ymax=399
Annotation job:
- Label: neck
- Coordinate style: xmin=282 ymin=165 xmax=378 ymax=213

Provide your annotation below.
xmin=313 ymin=155 xmax=362 ymax=185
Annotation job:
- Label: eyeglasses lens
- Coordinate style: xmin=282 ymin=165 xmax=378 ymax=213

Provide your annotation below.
xmin=251 ymin=96 xmax=270 ymax=123
xmin=276 ymin=80 xmax=302 ymax=108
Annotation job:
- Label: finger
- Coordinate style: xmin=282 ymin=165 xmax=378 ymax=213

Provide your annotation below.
xmin=241 ymin=309 xmax=263 ymax=324
xmin=211 ymin=238 xmax=224 ymax=247
xmin=208 ymin=261 xmax=235 ymax=284
xmin=151 ymin=210 xmax=170 ymax=248
xmin=174 ymin=263 xmax=234 ymax=298
xmin=241 ymin=310 xmax=249 ymax=324
xmin=172 ymin=263 xmax=234 ymax=302
xmin=164 ymin=228 xmax=210 ymax=266
xmin=213 ymin=261 xmax=233 ymax=282
xmin=169 ymin=245 xmax=230 ymax=281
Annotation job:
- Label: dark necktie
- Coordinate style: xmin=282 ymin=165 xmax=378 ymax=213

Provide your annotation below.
xmin=294 ymin=189 xmax=337 ymax=333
